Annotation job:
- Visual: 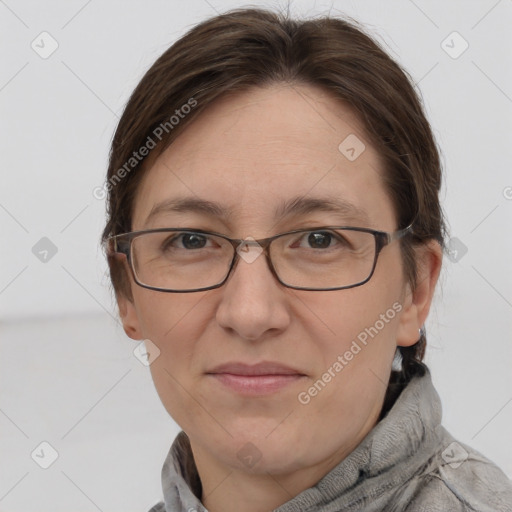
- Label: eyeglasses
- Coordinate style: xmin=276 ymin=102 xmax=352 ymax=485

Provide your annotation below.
xmin=106 ymin=223 xmax=414 ymax=293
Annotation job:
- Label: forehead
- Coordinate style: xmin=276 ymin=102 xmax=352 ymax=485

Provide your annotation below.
xmin=132 ymin=83 xmax=396 ymax=232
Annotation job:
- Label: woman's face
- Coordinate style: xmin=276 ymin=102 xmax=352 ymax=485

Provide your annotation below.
xmin=119 ymin=83 xmax=433 ymax=483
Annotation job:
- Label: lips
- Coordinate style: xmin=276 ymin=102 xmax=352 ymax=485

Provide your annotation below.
xmin=207 ymin=362 xmax=305 ymax=376
xmin=206 ymin=362 xmax=306 ymax=395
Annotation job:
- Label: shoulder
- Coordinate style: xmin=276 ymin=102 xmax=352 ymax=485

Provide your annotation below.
xmin=401 ymin=438 xmax=512 ymax=512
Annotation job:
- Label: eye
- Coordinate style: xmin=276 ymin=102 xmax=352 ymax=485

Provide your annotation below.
xmin=162 ymin=232 xmax=212 ymax=251
xmin=294 ymin=230 xmax=348 ymax=250
xmin=305 ymin=231 xmax=333 ymax=249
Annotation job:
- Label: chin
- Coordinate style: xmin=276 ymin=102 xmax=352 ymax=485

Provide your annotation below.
xmin=215 ymin=421 xmax=312 ymax=472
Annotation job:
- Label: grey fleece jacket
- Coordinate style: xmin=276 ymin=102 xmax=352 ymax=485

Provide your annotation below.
xmin=148 ymin=369 xmax=512 ymax=511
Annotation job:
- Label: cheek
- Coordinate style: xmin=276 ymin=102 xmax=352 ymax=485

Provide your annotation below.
xmin=134 ymin=288 xmax=210 ymax=341
xmin=136 ymin=292 xmax=212 ymax=425
xmin=134 ymin=290 xmax=207 ymax=384
xmin=305 ymin=285 xmax=400 ymax=343
xmin=296 ymin=289 xmax=402 ymax=427
xmin=298 ymin=281 xmax=403 ymax=383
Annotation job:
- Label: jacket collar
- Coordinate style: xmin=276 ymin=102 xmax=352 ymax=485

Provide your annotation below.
xmin=160 ymin=368 xmax=443 ymax=511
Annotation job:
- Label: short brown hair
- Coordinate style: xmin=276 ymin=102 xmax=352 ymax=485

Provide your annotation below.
xmin=101 ymin=7 xmax=447 ymax=400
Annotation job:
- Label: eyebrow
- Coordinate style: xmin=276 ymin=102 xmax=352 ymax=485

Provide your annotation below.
xmin=145 ymin=197 xmax=230 ymax=226
xmin=275 ymin=196 xmax=370 ymax=224
xmin=144 ymin=195 xmax=370 ymax=226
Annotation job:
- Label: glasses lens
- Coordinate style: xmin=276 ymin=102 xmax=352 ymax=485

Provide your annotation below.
xmin=270 ymin=228 xmax=376 ymax=289
xmin=131 ymin=231 xmax=233 ymax=291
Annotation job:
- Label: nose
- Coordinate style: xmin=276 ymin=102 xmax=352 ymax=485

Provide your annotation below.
xmin=215 ymin=245 xmax=291 ymax=342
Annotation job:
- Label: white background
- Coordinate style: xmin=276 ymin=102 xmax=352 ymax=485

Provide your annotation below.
xmin=1 ymin=0 xmax=511 ymax=510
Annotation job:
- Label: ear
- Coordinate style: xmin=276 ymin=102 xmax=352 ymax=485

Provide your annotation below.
xmin=396 ymin=240 xmax=443 ymax=347
xmin=110 ymin=252 xmax=144 ymax=340
xmin=117 ymin=291 xmax=144 ymax=340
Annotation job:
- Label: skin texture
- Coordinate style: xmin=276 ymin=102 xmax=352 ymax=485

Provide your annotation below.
xmin=118 ymin=83 xmax=442 ymax=512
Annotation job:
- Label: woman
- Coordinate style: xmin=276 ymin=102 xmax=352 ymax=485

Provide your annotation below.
xmin=102 ymin=7 xmax=512 ymax=512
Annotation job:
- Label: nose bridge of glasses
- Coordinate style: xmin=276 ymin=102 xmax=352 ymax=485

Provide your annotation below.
xmin=233 ymin=236 xmax=270 ymax=266
xmin=215 ymin=235 xmax=281 ymax=291
xmin=233 ymin=234 xmax=274 ymax=249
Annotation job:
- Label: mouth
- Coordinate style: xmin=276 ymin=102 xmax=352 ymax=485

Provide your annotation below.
xmin=206 ymin=362 xmax=307 ymax=395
